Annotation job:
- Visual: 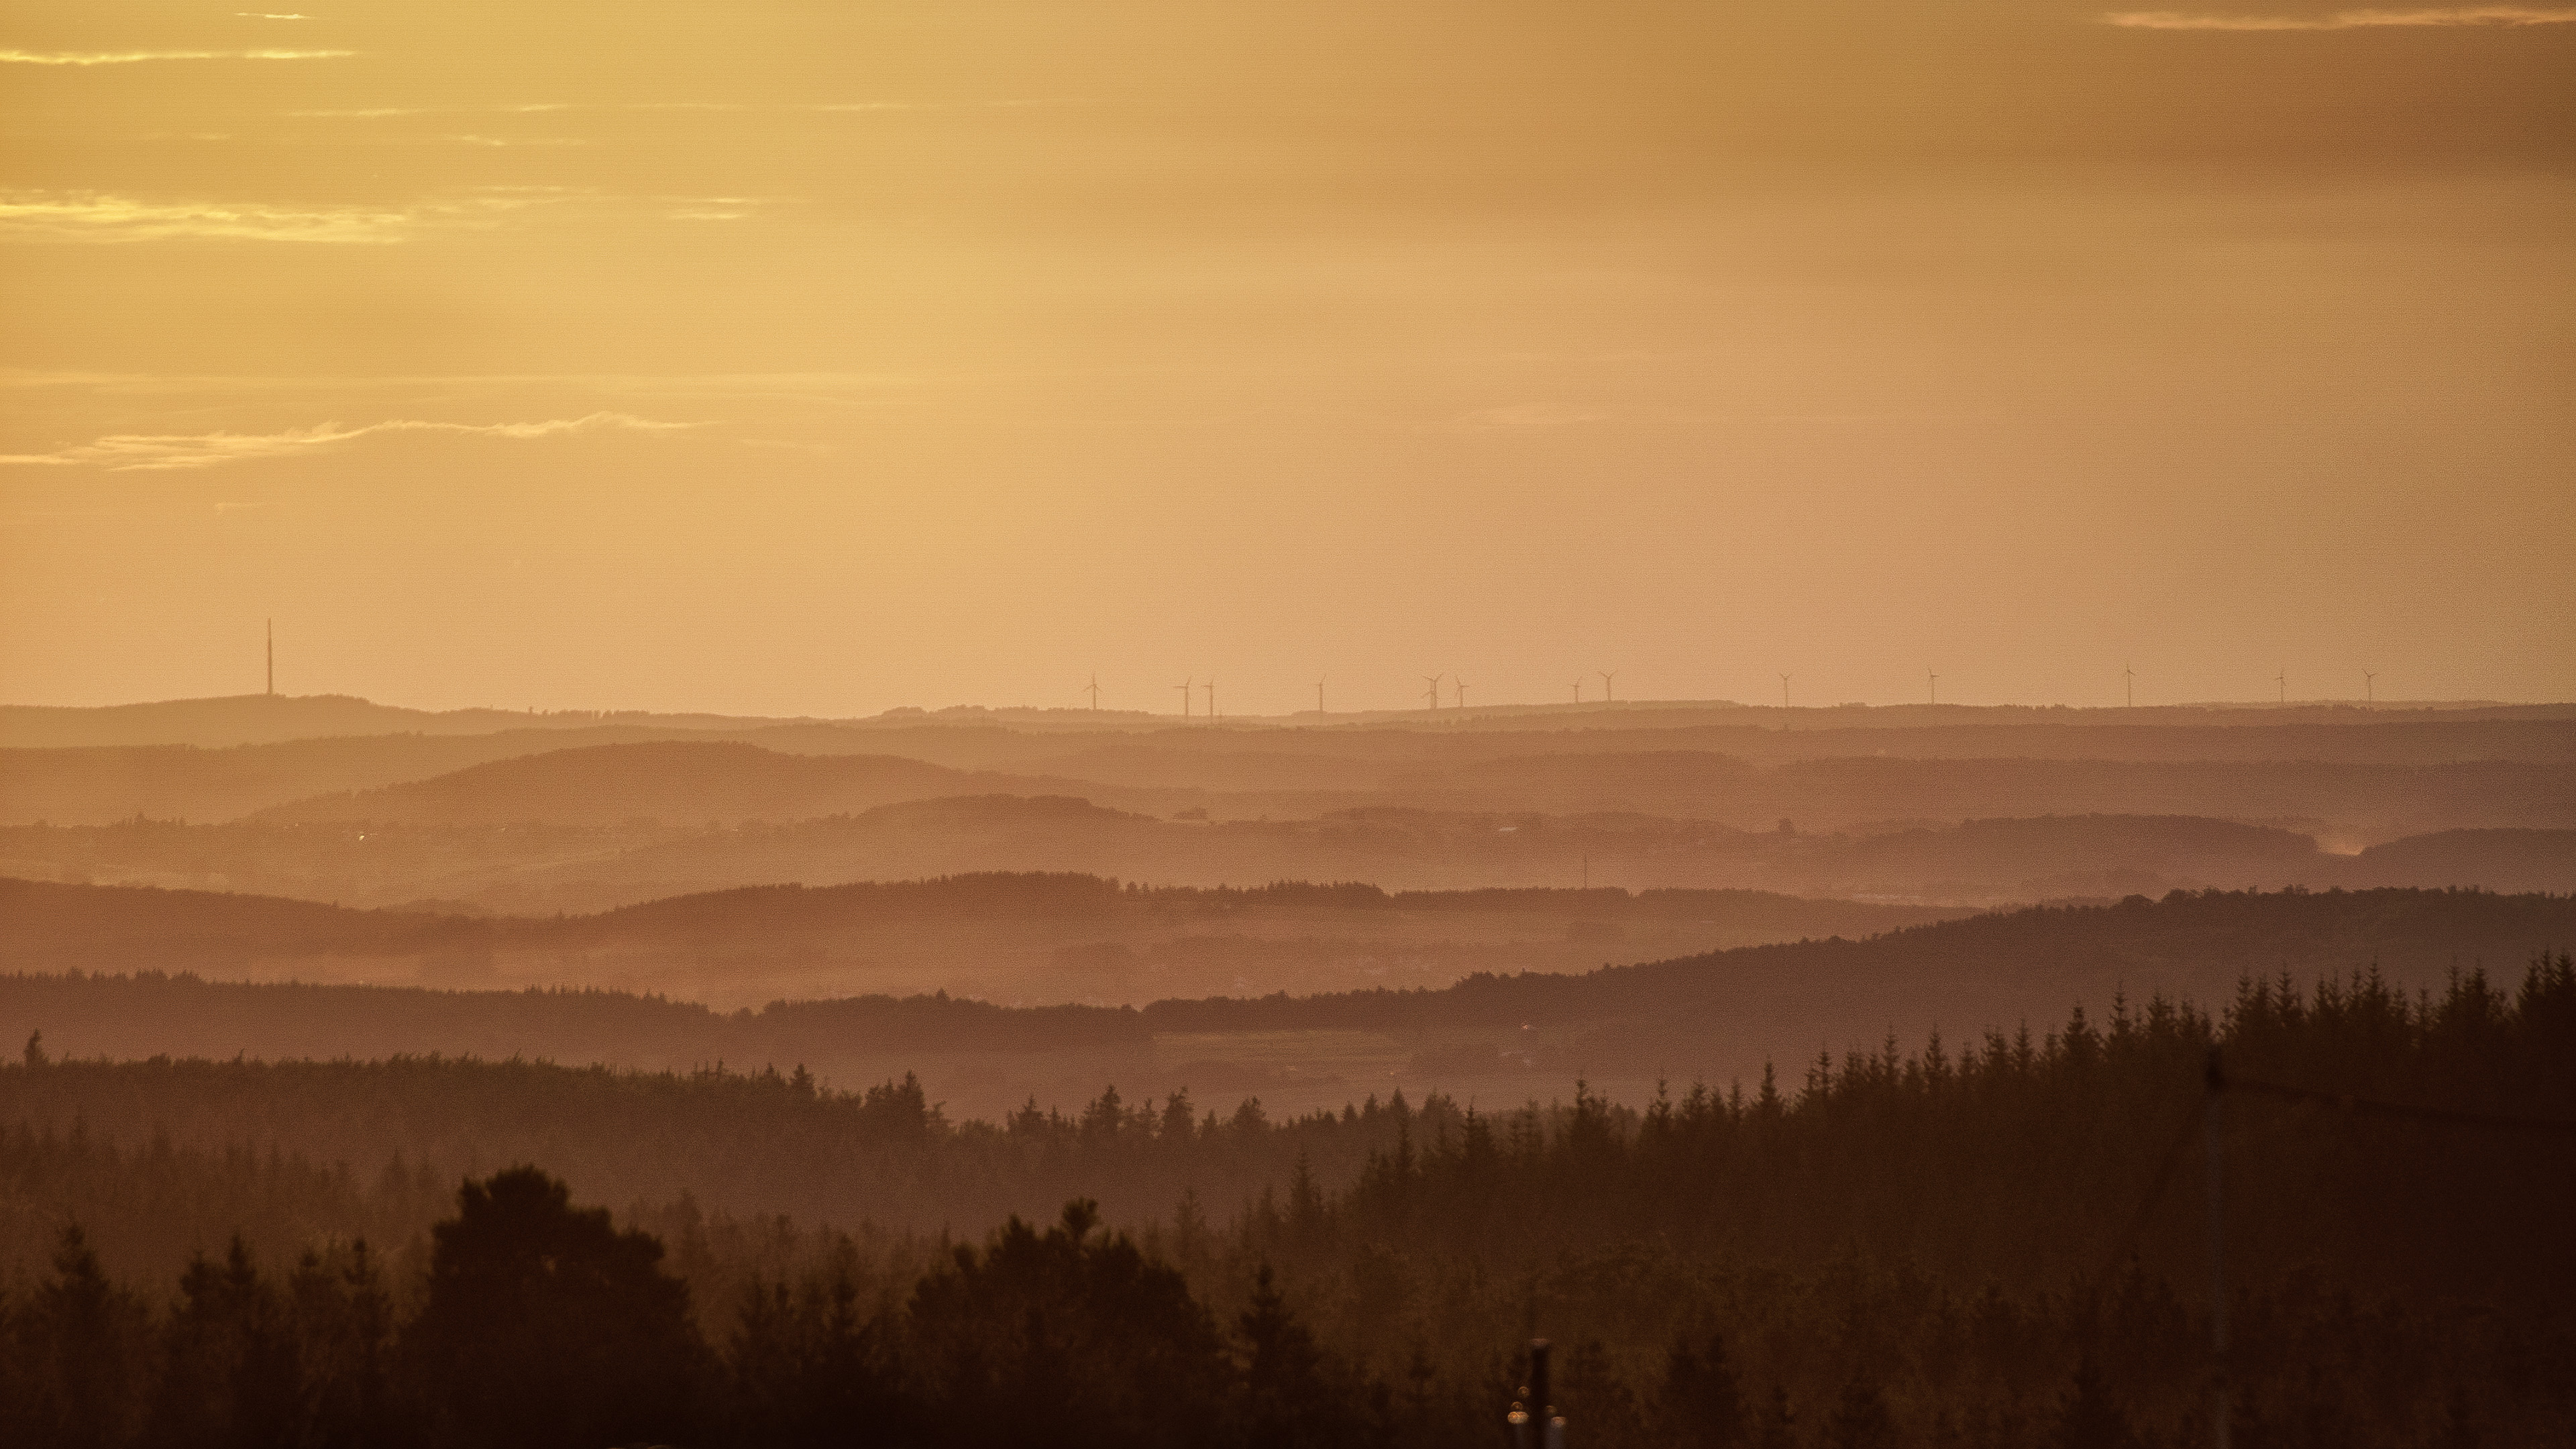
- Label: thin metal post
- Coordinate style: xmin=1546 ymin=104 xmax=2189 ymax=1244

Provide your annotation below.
xmin=1510 ymin=1338 xmax=1563 ymax=1447
xmin=2206 ymin=1048 xmax=2229 ymax=1449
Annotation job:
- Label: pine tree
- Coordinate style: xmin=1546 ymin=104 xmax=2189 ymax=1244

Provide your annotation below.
xmin=402 ymin=1166 xmax=704 ymax=1449
xmin=1758 ymin=1385 xmax=1799 ymax=1449
xmin=1824 ymin=1379 xmax=1894 ymax=1449
xmin=1658 ymin=1330 xmax=1749 ymax=1448
xmin=2054 ymin=1354 xmax=2134 ymax=1449
xmin=19 ymin=1226 xmax=148 ymax=1449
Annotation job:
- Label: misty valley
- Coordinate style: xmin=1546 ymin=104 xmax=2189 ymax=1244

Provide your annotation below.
xmin=1 ymin=695 xmax=2571 ymax=1448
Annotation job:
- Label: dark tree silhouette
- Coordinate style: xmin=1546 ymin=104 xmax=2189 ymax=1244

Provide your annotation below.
xmin=1824 ymin=1379 xmax=1894 ymax=1449
xmin=907 ymin=1198 xmax=1228 ymax=1449
xmin=725 ymin=1266 xmax=900 ymax=1449
xmin=2055 ymin=1354 xmax=2135 ymax=1449
xmin=1756 ymin=1386 xmax=1799 ymax=1449
xmin=9 ymin=1226 xmax=148 ymax=1449
xmin=1659 ymin=1329 xmax=1750 ymax=1448
xmin=144 ymin=1236 xmax=297 ymax=1449
xmin=402 ymin=1165 xmax=702 ymax=1449
xmin=1238 ymin=1262 xmax=1375 ymax=1448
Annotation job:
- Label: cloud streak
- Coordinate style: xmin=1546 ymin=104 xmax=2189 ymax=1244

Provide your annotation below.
xmin=0 ymin=193 xmax=409 ymax=244
xmin=0 ymin=413 xmax=698 ymax=472
xmin=284 ymin=99 xmax=1071 ymax=118
xmin=2103 ymin=6 xmax=2576 ymax=28
xmin=0 ymin=189 xmax=580 ymax=244
xmin=0 ymin=48 xmax=352 ymax=64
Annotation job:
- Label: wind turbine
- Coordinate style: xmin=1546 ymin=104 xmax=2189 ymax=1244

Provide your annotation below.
xmin=1175 ymin=676 xmax=1193 ymax=718
xmin=1315 ymin=676 xmax=1327 ymax=715
xmin=1085 ymin=673 xmax=1102 ymax=711
xmin=2123 ymin=663 xmax=2135 ymax=710
xmin=1203 ymin=678 xmax=1216 ymax=720
xmin=1779 ymin=674 xmax=1790 ymax=709
xmin=1597 ymin=670 xmax=1616 ymax=703
xmin=1927 ymin=668 xmax=1937 ymax=706
xmin=2363 ymin=669 xmax=2377 ymax=704
xmin=1572 ymin=678 xmax=1583 ymax=704
xmin=1422 ymin=674 xmax=1443 ymax=711
xmin=1454 ymin=678 xmax=1469 ymax=710
xmin=2276 ymin=665 xmax=2287 ymax=706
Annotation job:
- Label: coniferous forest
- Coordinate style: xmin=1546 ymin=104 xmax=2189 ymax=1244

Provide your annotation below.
xmin=4 ymin=957 xmax=2568 ymax=1448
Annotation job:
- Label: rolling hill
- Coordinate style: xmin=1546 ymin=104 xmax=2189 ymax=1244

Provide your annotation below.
xmin=4 ymin=885 xmax=2567 ymax=1123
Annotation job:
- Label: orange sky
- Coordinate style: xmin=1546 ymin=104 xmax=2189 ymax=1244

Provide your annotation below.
xmin=2 ymin=1 xmax=2571 ymax=714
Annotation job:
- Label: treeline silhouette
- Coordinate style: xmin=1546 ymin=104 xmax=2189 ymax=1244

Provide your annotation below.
xmin=10 ymin=885 xmax=2572 ymax=1073
xmin=1 ymin=871 xmax=1951 ymax=970
xmin=5 ymin=959 xmax=2569 ymax=1446
xmin=36 ymin=804 xmax=2575 ymax=922
xmin=1150 ymin=884 xmax=2576 ymax=1036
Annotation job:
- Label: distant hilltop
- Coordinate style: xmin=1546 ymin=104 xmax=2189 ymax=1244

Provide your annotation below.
xmin=4 ymin=690 xmax=2568 ymax=751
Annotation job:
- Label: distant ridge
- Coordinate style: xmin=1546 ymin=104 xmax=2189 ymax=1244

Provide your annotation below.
xmin=3 ymin=885 xmax=2568 ymax=1106
xmin=1146 ymin=885 xmax=2576 ymax=1041
xmin=0 ymin=872 xmax=1967 ymax=969
xmin=248 ymin=739 xmax=1000 ymax=826
xmin=7 ymin=690 xmax=2569 ymax=751
xmin=0 ymin=693 xmax=823 ymax=751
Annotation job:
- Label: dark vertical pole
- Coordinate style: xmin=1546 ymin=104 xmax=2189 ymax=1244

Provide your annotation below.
xmin=2205 ymin=1047 xmax=2229 ymax=1449
xmin=1509 ymin=1337 xmax=1566 ymax=1446
xmin=1530 ymin=1339 xmax=1552 ymax=1448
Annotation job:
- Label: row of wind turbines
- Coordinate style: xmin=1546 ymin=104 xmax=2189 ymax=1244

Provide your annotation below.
xmin=1122 ymin=670 xmax=1629 ymax=717
xmin=1079 ymin=666 xmax=2389 ymax=717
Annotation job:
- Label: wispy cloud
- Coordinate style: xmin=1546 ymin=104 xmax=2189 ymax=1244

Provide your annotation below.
xmin=0 ymin=189 xmax=572 ymax=244
xmin=0 ymin=413 xmax=698 ymax=472
xmin=443 ymin=135 xmax=589 ymax=148
xmin=0 ymin=193 xmax=408 ymax=243
xmin=0 ymin=48 xmax=352 ymax=64
xmin=2104 ymin=6 xmax=2576 ymax=28
xmin=284 ymin=99 xmax=1069 ymax=118
xmin=0 ymin=369 xmax=916 ymax=398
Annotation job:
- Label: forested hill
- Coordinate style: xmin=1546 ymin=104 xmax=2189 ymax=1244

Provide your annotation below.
xmin=7 ymin=884 xmax=2571 ymax=1091
xmin=0 ymin=693 xmax=829 ymax=749
xmin=1145 ymin=886 xmax=2576 ymax=1038
xmin=247 ymin=740 xmax=1014 ymax=827
xmin=0 ymin=873 xmax=1955 ymax=971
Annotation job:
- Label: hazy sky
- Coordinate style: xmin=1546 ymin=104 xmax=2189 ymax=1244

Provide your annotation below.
xmin=2 ymin=1 xmax=2570 ymax=715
